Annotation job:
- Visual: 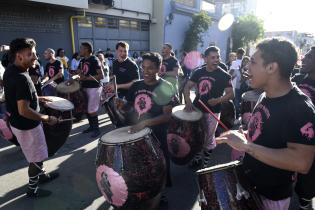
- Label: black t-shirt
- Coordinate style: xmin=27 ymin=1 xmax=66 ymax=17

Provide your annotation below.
xmin=45 ymin=60 xmax=63 ymax=84
xmin=113 ymin=57 xmax=139 ymax=98
xmin=292 ymin=74 xmax=315 ymax=101
xmin=4 ymin=65 xmax=40 ymax=130
xmin=79 ymin=55 xmax=102 ymax=88
xmin=126 ymin=79 xmax=178 ymax=133
xmin=242 ymin=86 xmax=315 ymax=200
xmin=29 ymin=64 xmax=41 ymax=77
xmin=190 ymin=66 xmax=232 ymax=113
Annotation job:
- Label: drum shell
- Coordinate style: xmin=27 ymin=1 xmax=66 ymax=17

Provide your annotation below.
xmin=197 ymin=162 xmax=263 ymax=210
xmin=167 ymin=115 xmax=205 ymax=165
xmin=57 ymin=90 xmax=87 ymax=120
xmin=41 ymin=106 xmax=72 ymax=157
xmin=103 ymin=96 xmax=129 ymax=127
xmin=95 ymin=133 xmax=166 ymax=209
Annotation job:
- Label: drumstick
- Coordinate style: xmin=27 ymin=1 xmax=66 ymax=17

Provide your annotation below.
xmin=198 ymin=99 xmax=229 ymax=131
xmin=112 ymin=76 xmax=118 ymax=97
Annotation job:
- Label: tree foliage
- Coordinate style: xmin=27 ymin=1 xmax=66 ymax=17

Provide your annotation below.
xmin=182 ymin=11 xmax=212 ymax=52
xmin=231 ymin=14 xmax=264 ymax=51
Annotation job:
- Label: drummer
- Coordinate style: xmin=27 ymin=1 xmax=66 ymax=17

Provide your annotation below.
xmin=292 ymin=46 xmax=315 ymax=210
xmin=77 ymin=42 xmax=103 ymax=138
xmin=216 ymin=38 xmax=315 ymax=210
xmin=4 ymin=38 xmax=59 ymax=198
xmin=116 ymin=52 xmax=178 ymax=201
xmin=42 ymin=48 xmax=64 ymax=96
xmin=183 ymin=46 xmax=234 ymax=167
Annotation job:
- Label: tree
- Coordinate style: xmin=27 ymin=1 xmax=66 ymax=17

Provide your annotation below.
xmin=231 ymin=14 xmax=264 ymax=51
xmin=182 ymin=11 xmax=212 ymax=52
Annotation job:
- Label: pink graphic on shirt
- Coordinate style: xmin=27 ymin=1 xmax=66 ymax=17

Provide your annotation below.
xmin=242 ymin=112 xmax=252 ymax=125
xmin=199 ymin=79 xmax=212 ymax=96
xmin=82 ymin=63 xmax=89 ymax=75
xmin=300 ymin=88 xmax=311 ymax=98
xmin=248 ymin=111 xmax=263 ymax=142
xmin=96 ymin=165 xmax=128 ymax=207
xmin=48 ymin=66 xmax=55 ymax=78
xmin=167 ymin=133 xmax=191 ymax=158
xmin=134 ymin=94 xmax=152 ymax=117
xmin=300 ymin=122 xmax=314 ymax=140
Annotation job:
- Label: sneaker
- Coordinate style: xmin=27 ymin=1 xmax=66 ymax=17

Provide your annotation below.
xmin=26 ymin=188 xmax=52 ymax=198
xmin=90 ymin=129 xmax=101 ymax=138
xmin=82 ymin=127 xmax=93 ymax=134
xmin=39 ymin=172 xmax=59 ymax=184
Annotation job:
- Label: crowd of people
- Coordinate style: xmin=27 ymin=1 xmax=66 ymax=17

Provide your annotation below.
xmin=1 ymin=37 xmax=315 ymax=210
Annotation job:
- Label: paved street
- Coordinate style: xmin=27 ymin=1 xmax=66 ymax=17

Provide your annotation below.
xmin=0 ymin=110 xmax=312 ymax=210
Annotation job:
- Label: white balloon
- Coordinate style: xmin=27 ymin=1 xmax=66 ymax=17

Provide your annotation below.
xmin=218 ymin=13 xmax=235 ymax=31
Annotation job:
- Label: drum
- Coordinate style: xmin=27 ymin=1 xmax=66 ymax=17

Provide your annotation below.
xmin=240 ymin=90 xmax=262 ymax=128
xmin=42 ymin=81 xmax=57 ymax=96
xmin=103 ymin=95 xmax=128 ymax=127
xmin=220 ymin=100 xmax=236 ymax=129
xmin=56 ymin=80 xmax=87 ymax=121
xmin=41 ymin=96 xmax=74 ymax=156
xmin=96 ymin=126 xmax=166 ymax=209
xmin=167 ymin=105 xmax=205 ymax=165
xmin=196 ymin=161 xmax=264 ymax=210
xmin=0 ymin=112 xmax=19 ymax=146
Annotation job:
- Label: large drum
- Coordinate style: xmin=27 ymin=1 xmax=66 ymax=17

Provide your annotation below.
xmin=103 ymin=95 xmax=128 ymax=127
xmin=41 ymin=96 xmax=74 ymax=156
xmin=167 ymin=105 xmax=205 ymax=165
xmin=240 ymin=90 xmax=262 ymax=128
xmin=42 ymin=81 xmax=57 ymax=96
xmin=196 ymin=161 xmax=264 ymax=210
xmin=56 ymin=80 xmax=87 ymax=121
xmin=96 ymin=126 xmax=166 ymax=209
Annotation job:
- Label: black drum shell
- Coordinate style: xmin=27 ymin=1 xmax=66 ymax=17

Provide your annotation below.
xmin=95 ymin=132 xmax=166 ymax=209
xmin=167 ymin=115 xmax=206 ymax=165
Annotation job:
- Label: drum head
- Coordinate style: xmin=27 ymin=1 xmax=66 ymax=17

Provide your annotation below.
xmin=196 ymin=160 xmax=241 ymax=175
xmin=44 ymin=96 xmax=74 ymax=111
xmin=242 ymin=90 xmax=262 ymax=102
xmin=56 ymin=80 xmax=80 ymax=94
xmin=100 ymin=126 xmax=151 ymax=145
xmin=172 ymin=105 xmax=202 ymax=121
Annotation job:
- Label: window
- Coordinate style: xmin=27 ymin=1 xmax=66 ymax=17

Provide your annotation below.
xmin=130 ymin=20 xmax=140 ymax=30
xmin=95 ymin=17 xmax=106 ymax=27
xmin=119 ymin=19 xmax=130 ymax=29
xmin=201 ymin=1 xmax=215 ymax=13
xmin=174 ymin=0 xmax=195 ymax=7
xmin=108 ymin=18 xmax=118 ymax=29
xmin=140 ymin=22 xmax=149 ymax=31
xmin=78 ymin=16 xmax=92 ymax=28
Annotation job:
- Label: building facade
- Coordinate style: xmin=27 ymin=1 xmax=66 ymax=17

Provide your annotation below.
xmin=0 ymin=0 xmax=255 ymax=61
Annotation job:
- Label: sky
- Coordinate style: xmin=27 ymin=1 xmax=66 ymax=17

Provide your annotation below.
xmin=255 ymin=0 xmax=315 ymax=34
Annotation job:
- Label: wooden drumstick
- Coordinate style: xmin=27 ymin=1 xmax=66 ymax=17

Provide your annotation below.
xmin=58 ymin=118 xmax=76 ymax=123
xmin=198 ymin=99 xmax=229 ymax=131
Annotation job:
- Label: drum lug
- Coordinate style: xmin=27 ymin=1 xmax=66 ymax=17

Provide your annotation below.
xmin=145 ymin=136 xmax=158 ymax=157
xmin=198 ymin=190 xmax=207 ymax=206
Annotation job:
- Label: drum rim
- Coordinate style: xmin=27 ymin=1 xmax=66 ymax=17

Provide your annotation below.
xmin=56 ymin=80 xmax=80 ymax=94
xmin=196 ymin=160 xmax=241 ymax=174
xmin=172 ymin=104 xmax=202 ymax=121
xmin=44 ymin=96 xmax=74 ymax=111
xmin=98 ymin=133 xmax=152 ymax=146
xmin=100 ymin=127 xmax=152 ymax=145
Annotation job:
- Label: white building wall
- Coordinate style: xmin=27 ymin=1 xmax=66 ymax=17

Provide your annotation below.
xmin=28 ymin=0 xmax=88 ymax=8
